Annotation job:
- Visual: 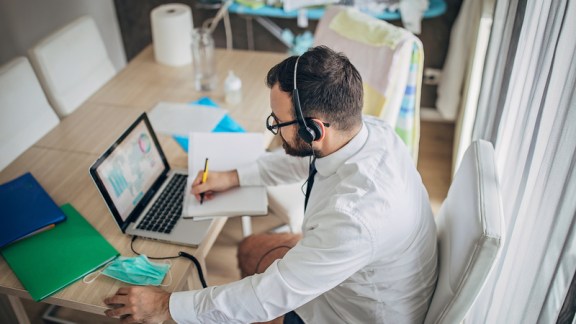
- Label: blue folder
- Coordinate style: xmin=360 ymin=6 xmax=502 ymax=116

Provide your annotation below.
xmin=172 ymin=97 xmax=246 ymax=152
xmin=0 ymin=172 xmax=66 ymax=248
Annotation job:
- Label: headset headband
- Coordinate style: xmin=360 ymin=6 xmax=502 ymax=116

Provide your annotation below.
xmin=294 ymin=55 xmax=300 ymax=91
xmin=292 ymin=54 xmax=322 ymax=144
xmin=293 ymin=55 xmax=307 ymax=127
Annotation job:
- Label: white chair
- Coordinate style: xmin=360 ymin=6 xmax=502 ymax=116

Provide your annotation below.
xmin=28 ymin=16 xmax=116 ymax=118
xmin=265 ymin=6 xmax=424 ymax=234
xmin=0 ymin=57 xmax=60 ymax=171
xmin=424 ymin=139 xmax=504 ymax=323
xmin=313 ymin=5 xmax=423 ymax=161
xmin=266 ymin=182 xmax=306 ymax=233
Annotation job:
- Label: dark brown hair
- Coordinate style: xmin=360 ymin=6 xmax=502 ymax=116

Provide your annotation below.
xmin=266 ymin=46 xmax=363 ymax=131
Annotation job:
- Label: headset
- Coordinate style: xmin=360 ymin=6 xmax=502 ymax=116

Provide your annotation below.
xmin=293 ymin=55 xmax=323 ymax=144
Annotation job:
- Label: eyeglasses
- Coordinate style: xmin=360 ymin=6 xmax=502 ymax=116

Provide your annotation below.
xmin=266 ymin=113 xmax=331 ymax=135
xmin=266 ymin=114 xmax=299 ymax=135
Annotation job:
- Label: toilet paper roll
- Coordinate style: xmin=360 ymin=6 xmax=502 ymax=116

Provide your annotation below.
xmin=151 ymin=3 xmax=193 ymax=66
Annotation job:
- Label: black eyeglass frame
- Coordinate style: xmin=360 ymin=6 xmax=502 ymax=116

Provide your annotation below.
xmin=266 ymin=114 xmax=330 ymax=135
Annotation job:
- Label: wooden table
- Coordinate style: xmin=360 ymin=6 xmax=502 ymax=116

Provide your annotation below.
xmin=0 ymin=46 xmax=287 ymax=322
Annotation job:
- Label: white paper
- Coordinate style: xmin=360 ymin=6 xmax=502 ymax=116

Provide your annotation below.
xmin=183 ymin=132 xmax=268 ymax=218
xmin=148 ymin=102 xmax=227 ymax=137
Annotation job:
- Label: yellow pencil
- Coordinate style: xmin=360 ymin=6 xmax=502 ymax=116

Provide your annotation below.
xmin=200 ymin=158 xmax=209 ymax=204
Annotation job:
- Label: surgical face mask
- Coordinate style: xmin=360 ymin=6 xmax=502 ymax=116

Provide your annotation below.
xmin=84 ymin=255 xmax=171 ymax=286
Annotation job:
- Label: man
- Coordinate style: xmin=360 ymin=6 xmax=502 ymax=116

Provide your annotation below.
xmin=104 ymin=46 xmax=438 ymax=323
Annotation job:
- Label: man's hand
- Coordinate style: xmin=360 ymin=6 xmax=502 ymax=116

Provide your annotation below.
xmin=104 ymin=286 xmax=172 ymax=324
xmin=191 ymin=170 xmax=239 ymax=202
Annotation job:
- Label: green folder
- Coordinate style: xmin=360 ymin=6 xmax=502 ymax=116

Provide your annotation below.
xmin=1 ymin=203 xmax=119 ymax=301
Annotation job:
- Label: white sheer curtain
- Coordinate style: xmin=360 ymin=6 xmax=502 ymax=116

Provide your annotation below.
xmin=463 ymin=0 xmax=576 ymax=322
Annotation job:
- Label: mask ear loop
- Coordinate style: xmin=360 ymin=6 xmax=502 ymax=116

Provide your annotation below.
xmin=82 ymin=259 xmax=116 ymax=284
xmin=83 ymin=270 xmax=103 ymax=284
xmin=159 ymin=260 xmax=173 ymax=287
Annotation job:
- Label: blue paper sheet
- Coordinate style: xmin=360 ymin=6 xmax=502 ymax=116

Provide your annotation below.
xmin=173 ymin=97 xmax=246 ymax=152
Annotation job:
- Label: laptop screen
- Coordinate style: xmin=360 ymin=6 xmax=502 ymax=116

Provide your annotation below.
xmin=90 ymin=113 xmax=170 ymax=230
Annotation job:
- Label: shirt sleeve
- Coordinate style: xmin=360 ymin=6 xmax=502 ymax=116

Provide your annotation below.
xmin=169 ymin=208 xmax=375 ymax=323
xmin=237 ymin=149 xmax=309 ymax=187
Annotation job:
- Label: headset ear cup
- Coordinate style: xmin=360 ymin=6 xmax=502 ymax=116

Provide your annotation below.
xmin=298 ymin=126 xmax=315 ymax=144
xmin=308 ymin=120 xmax=323 ymax=141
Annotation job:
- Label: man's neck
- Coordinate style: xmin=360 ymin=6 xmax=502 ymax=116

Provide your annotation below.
xmin=315 ymin=123 xmax=362 ymax=158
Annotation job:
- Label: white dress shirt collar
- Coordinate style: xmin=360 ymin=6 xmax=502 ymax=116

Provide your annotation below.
xmin=315 ymin=122 xmax=368 ymax=177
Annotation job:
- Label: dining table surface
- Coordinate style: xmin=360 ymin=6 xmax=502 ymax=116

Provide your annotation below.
xmin=0 ymin=45 xmax=288 ymax=322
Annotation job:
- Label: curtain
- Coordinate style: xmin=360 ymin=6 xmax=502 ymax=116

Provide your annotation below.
xmin=464 ymin=0 xmax=576 ymax=322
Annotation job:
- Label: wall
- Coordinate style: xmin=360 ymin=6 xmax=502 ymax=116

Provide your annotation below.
xmin=0 ymin=0 xmax=126 ymax=70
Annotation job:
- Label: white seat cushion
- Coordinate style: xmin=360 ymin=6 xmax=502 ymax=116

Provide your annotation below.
xmin=0 ymin=57 xmax=60 ymax=171
xmin=424 ymin=140 xmax=504 ymax=324
xmin=267 ymin=183 xmax=305 ymax=233
xmin=28 ymin=16 xmax=116 ymax=118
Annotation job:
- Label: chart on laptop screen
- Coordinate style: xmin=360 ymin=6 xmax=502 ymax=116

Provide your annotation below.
xmin=96 ymin=122 xmax=164 ymax=220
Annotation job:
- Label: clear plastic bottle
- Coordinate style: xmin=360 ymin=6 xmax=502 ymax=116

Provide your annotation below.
xmin=224 ymin=70 xmax=242 ymax=105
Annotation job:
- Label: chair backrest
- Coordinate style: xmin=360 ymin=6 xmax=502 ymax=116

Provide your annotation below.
xmin=0 ymin=57 xmax=60 ymax=171
xmin=424 ymin=140 xmax=504 ymax=324
xmin=313 ymin=5 xmax=423 ymax=161
xmin=28 ymin=16 xmax=116 ymax=118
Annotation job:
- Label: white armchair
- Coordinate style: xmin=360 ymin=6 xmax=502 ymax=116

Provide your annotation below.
xmin=266 ymin=5 xmax=424 ymax=234
xmin=313 ymin=5 xmax=423 ymax=161
xmin=0 ymin=57 xmax=60 ymax=171
xmin=424 ymin=139 xmax=505 ymax=323
xmin=28 ymin=16 xmax=116 ymax=118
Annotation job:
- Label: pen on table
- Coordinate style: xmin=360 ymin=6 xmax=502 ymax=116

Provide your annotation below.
xmin=200 ymin=158 xmax=209 ymax=204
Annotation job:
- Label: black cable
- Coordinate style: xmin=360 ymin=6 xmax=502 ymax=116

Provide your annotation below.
xmin=300 ymin=154 xmax=316 ymax=196
xmin=130 ymin=236 xmax=180 ymax=259
xmin=178 ymin=251 xmax=208 ymax=289
xmin=130 ymin=236 xmax=208 ymax=288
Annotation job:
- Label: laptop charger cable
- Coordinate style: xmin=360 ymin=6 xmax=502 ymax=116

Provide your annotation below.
xmin=130 ymin=236 xmax=208 ymax=288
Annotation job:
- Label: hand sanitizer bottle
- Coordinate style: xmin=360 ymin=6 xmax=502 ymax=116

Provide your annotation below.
xmin=224 ymin=70 xmax=242 ymax=105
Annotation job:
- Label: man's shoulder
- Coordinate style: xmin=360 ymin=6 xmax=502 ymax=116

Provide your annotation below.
xmin=362 ymin=115 xmax=413 ymax=164
xmin=338 ymin=116 xmax=418 ymax=195
xmin=355 ymin=116 xmax=398 ymax=162
xmin=362 ymin=115 xmax=393 ymax=131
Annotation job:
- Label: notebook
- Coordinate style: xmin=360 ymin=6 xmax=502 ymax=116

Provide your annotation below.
xmin=148 ymin=101 xmax=227 ymax=137
xmin=0 ymin=172 xmax=66 ymax=248
xmin=183 ymin=132 xmax=268 ymax=219
xmin=1 ymin=204 xmax=119 ymax=301
xmin=171 ymin=97 xmax=247 ymax=152
xmin=89 ymin=113 xmax=213 ymax=246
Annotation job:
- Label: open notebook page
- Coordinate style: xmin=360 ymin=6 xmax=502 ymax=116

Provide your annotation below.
xmin=183 ymin=132 xmax=268 ymax=218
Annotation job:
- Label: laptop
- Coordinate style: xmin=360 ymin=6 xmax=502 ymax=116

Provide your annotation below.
xmin=89 ymin=113 xmax=212 ymax=246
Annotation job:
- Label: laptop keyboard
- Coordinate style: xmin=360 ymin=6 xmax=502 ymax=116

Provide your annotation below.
xmin=136 ymin=173 xmax=187 ymax=234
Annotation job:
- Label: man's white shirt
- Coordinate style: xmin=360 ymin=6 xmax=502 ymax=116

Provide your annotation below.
xmin=170 ymin=116 xmax=438 ymax=323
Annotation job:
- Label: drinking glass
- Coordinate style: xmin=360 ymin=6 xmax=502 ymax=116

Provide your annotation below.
xmin=191 ymin=28 xmax=217 ymax=91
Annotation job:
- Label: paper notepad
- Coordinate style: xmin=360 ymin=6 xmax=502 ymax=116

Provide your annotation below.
xmin=1 ymin=204 xmax=119 ymax=301
xmin=183 ymin=132 xmax=268 ymax=218
xmin=148 ymin=101 xmax=227 ymax=137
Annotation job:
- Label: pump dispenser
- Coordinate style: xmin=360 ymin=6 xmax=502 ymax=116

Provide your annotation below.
xmin=224 ymin=70 xmax=242 ymax=105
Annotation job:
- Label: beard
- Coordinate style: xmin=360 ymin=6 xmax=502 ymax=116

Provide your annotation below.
xmin=280 ymin=132 xmax=314 ymax=157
